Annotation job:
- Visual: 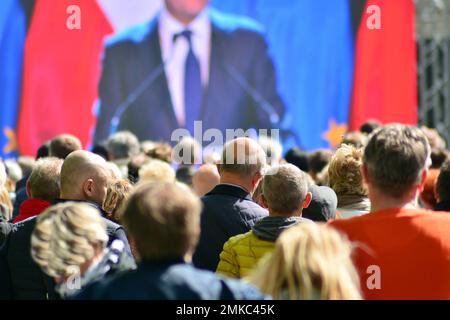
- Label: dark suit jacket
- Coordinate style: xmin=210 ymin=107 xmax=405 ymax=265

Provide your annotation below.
xmin=0 ymin=200 xmax=132 ymax=299
xmin=75 ymin=259 xmax=266 ymax=300
xmin=94 ymin=8 xmax=285 ymax=143
xmin=192 ymin=184 xmax=268 ymax=271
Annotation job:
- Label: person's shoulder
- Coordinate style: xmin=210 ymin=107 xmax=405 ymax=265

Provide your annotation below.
xmin=209 ymin=8 xmax=265 ymax=36
xmin=224 ymin=231 xmax=253 ymax=249
xmin=104 ymin=16 xmax=158 ymax=49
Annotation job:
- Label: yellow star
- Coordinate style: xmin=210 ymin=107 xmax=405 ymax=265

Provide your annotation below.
xmin=3 ymin=127 xmax=18 ymax=154
xmin=323 ymin=119 xmax=348 ymax=148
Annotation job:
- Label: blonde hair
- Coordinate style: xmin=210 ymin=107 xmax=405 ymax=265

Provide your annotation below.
xmin=103 ymin=179 xmax=134 ymax=222
xmin=138 ymin=159 xmax=175 ymax=184
xmin=31 ymin=202 xmax=108 ymax=279
xmin=328 ymin=144 xmax=367 ymax=197
xmin=247 ymin=223 xmax=361 ymax=300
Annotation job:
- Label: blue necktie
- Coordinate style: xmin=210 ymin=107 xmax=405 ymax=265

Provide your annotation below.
xmin=179 ymin=30 xmax=202 ymax=135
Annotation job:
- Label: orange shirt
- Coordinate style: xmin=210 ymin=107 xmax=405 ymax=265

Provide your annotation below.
xmin=330 ymin=208 xmax=450 ymax=300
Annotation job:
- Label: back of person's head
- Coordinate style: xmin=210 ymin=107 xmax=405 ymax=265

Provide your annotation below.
xmin=91 ymin=144 xmax=110 ymax=161
xmin=359 ymin=119 xmax=381 ymax=135
xmin=302 ymin=185 xmax=337 ymax=222
xmin=219 ymin=137 xmax=266 ymax=181
xmin=248 ymin=223 xmax=361 ymax=300
xmin=138 ymin=159 xmax=175 ymax=184
xmin=430 ymin=148 xmax=449 ymax=169
xmin=173 ymin=136 xmax=202 ymax=165
xmin=49 ymin=134 xmax=82 ymax=159
xmin=0 ymin=161 xmax=12 ymax=220
xmin=145 ymin=142 xmax=173 ymax=164
xmin=27 ymin=157 xmax=63 ymax=202
xmin=127 ymin=153 xmax=151 ymax=183
xmin=60 ymin=150 xmax=111 ymax=205
xmin=328 ymin=144 xmax=367 ymax=198
xmin=18 ymin=156 xmax=36 ymax=177
xmin=106 ymin=131 xmax=140 ymax=160
xmin=258 ymin=135 xmax=283 ymax=166
xmin=308 ymin=149 xmax=332 ymax=177
xmin=103 ymin=179 xmax=134 ymax=222
xmin=262 ymin=164 xmax=311 ymax=216
xmin=192 ymin=164 xmax=220 ymax=197
xmin=176 ymin=166 xmax=196 ymax=186
xmin=36 ymin=141 xmax=50 ymax=160
xmin=31 ymin=202 xmax=108 ymax=280
xmin=0 ymin=161 xmax=6 ymax=188
xmin=436 ymin=159 xmax=450 ymax=203
xmin=421 ymin=126 xmax=446 ymax=150
xmin=364 ymin=124 xmax=431 ymax=198
xmin=4 ymin=159 xmax=23 ymax=184
xmin=341 ymin=131 xmax=368 ymax=149
xmin=119 ymin=182 xmax=201 ymax=261
xmin=284 ymin=147 xmax=310 ymax=172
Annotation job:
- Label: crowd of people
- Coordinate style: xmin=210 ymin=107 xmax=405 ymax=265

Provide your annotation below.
xmin=1 ymin=121 xmax=450 ymax=300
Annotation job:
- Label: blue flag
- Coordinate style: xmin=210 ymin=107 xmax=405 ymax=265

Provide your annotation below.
xmin=0 ymin=0 xmax=26 ymax=158
xmin=212 ymin=0 xmax=354 ymax=150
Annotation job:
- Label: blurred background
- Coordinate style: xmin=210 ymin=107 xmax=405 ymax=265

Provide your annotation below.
xmin=0 ymin=0 xmax=449 ymax=158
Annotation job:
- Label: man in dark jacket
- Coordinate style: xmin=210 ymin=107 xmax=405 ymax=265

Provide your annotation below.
xmin=435 ymin=158 xmax=450 ymax=212
xmin=192 ymin=138 xmax=268 ymax=271
xmin=0 ymin=150 xmax=131 ymax=299
xmin=76 ymin=182 xmax=266 ymax=300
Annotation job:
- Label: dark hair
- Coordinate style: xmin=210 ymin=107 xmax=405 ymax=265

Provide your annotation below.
xmin=359 ymin=120 xmax=381 ymax=135
xmin=437 ymin=159 xmax=450 ymax=202
xmin=284 ymin=147 xmax=309 ymax=172
xmin=431 ymin=148 xmax=449 ymax=169
xmin=36 ymin=141 xmax=50 ymax=160
xmin=308 ymin=149 xmax=332 ymax=175
xmin=91 ymin=144 xmax=110 ymax=161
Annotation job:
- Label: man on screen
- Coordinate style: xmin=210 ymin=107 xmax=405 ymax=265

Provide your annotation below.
xmin=93 ymin=0 xmax=285 ymax=144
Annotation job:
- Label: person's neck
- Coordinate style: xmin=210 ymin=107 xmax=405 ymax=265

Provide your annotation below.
xmin=369 ymin=188 xmax=419 ymax=213
xmin=165 ymin=5 xmax=204 ymax=26
xmin=219 ymin=177 xmax=253 ymax=195
xmin=268 ymin=210 xmax=301 ymax=218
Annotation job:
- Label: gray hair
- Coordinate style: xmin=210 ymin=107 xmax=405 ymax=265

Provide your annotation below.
xmin=0 ymin=162 xmax=6 ymax=187
xmin=28 ymin=157 xmax=64 ymax=202
xmin=106 ymin=131 xmax=140 ymax=160
xmin=262 ymin=164 xmax=309 ymax=214
xmin=364 ymin=124 xmax=431 ymax=198
xmin=220 ymin=138 xmax=267 ymax=177
xmin=258 ymin=135 xmax=283 ymax=166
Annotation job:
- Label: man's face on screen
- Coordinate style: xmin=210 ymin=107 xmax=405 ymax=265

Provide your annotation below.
xmin=165 ymin=0 xmax=209 ymax=24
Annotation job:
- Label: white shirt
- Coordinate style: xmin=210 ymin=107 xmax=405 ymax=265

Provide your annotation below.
xmin=158 ymin=7 xmax=211 ymax=127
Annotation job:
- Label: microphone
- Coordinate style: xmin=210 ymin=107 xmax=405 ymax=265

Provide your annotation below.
xmin=220 ymin=61 xmax=281 ymax=125
xmin=109 ymin=63 xmax=166 ymax=136
xmin=109 ymin=34 xmax=180 ymax=136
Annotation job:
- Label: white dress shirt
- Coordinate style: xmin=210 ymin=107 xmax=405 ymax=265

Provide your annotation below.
xmin=158 ymin=7 xmax=211 ymax=127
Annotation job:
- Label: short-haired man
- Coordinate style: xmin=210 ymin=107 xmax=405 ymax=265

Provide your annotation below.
xmin=217 ymin=164 xmax=312 ymax=278
xmin=106 ymin=131 xmax=140 ymax=178
xmin=49 ymin=134 xmax=82 ymax=159
xmin=435 ymin=158 xmax=450 ymax=212
xmin=13 ymin=158 xmax=63 ymax=223
xmin=0 ymin=151 xmax=131 ymax=299
xmin=330 ymin=124 xmax=450 ymax=299
xmin=76 ymin=182 xmax=266 ymax=299
xmin=193 ymin=137 xmax=268 ymax=271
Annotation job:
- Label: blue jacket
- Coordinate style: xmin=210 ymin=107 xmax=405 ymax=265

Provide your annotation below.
xmin=193 ymin=184 xmax=268 ymax=271
xmin=74 ymin=259 xmax=267 ymax=300
xmin=94 ymin=8 xmax=285 ymax=143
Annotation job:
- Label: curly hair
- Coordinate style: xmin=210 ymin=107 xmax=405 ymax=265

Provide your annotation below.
xmin=328 ymin=144 xmax=367 ymax=197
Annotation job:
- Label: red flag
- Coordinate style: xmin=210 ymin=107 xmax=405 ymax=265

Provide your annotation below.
xmin=17 ymin=0 xmax=113 ymax=156
xmin=349 ymin=0 xmax=417 ymax=130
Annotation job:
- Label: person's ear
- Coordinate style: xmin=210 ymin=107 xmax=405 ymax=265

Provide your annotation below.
xmin=361 ymin=163 xmax=370 ymax=185
xmin=260 ymin=194 xmax=269 ymax=209
xmin=252 ymin=171 xmax=263 ymax=188
xmin=83 ymin=179 xmax=95 ymax=198
xmin=302 ymin=192 xmax=312 ymax=209
xmin=26 ymin=179 xmax=32 ymax=199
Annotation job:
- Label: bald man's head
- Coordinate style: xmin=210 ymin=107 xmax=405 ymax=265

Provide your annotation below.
xmin=192 ymin=164 xmax=220 ymax=197
xmin=60 ymin=150 xmax=112 ymax=206
xmin=219 ymin=138 xmax=266 ymax=177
